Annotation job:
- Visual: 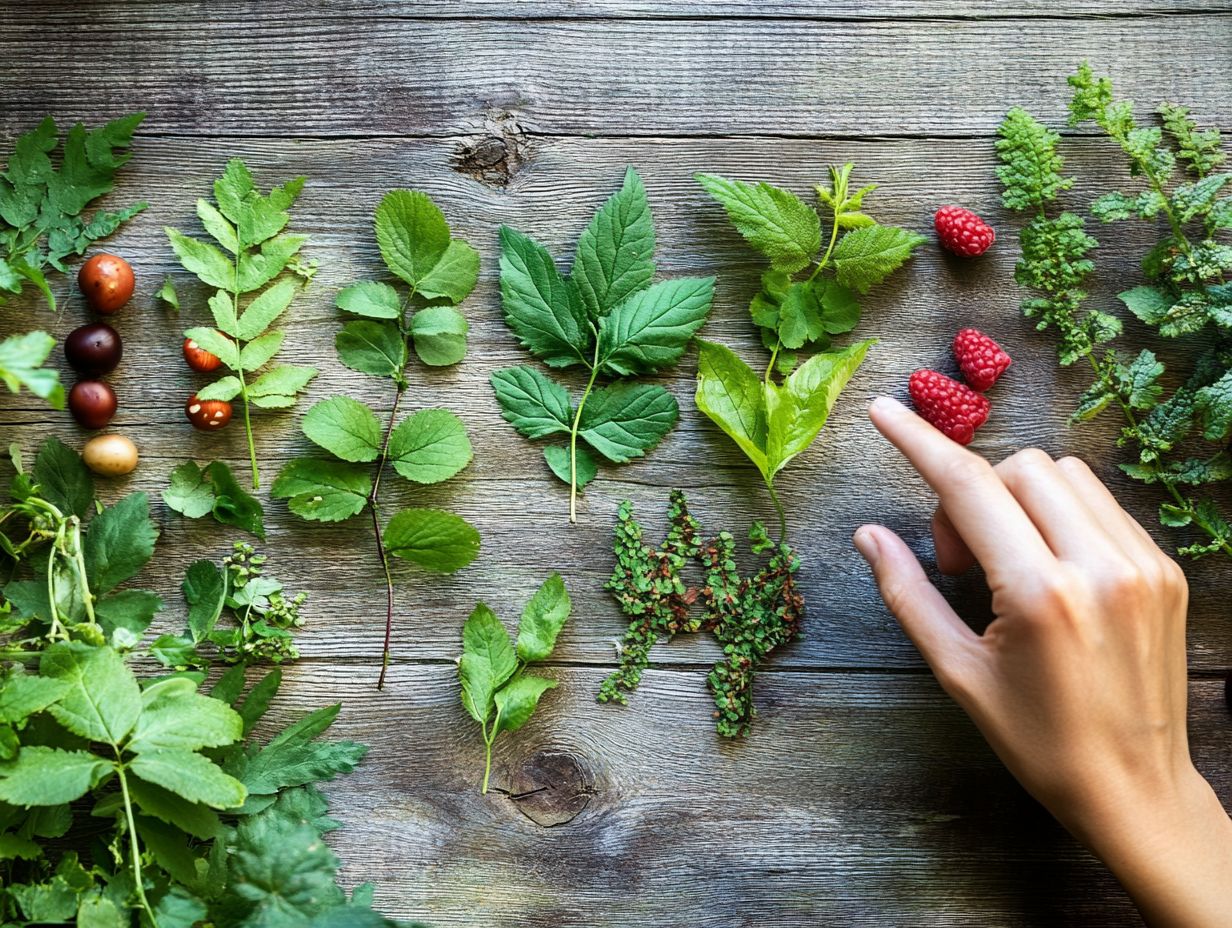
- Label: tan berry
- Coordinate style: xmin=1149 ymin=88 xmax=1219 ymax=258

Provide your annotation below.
xmin=81 ymin=434 xmax=138 ymax=476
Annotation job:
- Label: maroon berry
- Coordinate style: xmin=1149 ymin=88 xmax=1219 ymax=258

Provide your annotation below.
xmin=68 ymin=380 xmax=118 ymax=430
xmin=64 ymin=323 xmax=123 ymax=376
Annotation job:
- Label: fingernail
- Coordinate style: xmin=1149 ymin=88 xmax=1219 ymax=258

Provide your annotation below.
xmin=868 ymin=395 xmax=902 ymax=417
xmin=853 ymin=527 xmax=881 ymax=567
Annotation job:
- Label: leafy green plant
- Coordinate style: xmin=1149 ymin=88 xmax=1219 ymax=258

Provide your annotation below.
xmin=694 ymin=166 xmax=924 ymax=534
xmin=490 ymin=167 xmax=715 ymax=522
xmin=998 ymin=64 xmax=1232 ymax=559
xmin=163 ymin=459 xmax=265 ymax=539
xmin=274 ymin=190 xmax=481 ymax=687
xmin=166 ymin=159 xmax=319 ymax=490
xmin=0 ymin=113 xmax=146 ymax=311
xmin=0 ymin=330 xmax=63 ymax=409
xmin=598 ymin=491 xmax=802 ymax=738
xmin=457 ymin=575 xmax=571 ymax=793
xmin=0 ymin=440 xmax=405 ymax=927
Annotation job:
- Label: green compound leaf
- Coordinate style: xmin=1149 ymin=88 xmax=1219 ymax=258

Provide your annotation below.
xmin=410 ymin=305 xmax=468 ymax=367
xmin=375 ymin=189 xmax=451 ymax=288
xmin=572 ymin=166 xmax=656 ymax=319
xmin=596 ymin=276 xmax=715 ymax=375
xmin=498 ymin=225 xmax=591 ymax=369
xmin=490 ymin=366 xmax=573 ymax=440
xmin=383 ymin=509 xmax=480 ymax=573
xmin=696 ymin=173 xmax=821 ymax=274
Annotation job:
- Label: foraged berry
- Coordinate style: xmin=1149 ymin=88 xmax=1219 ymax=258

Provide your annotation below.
xmin=64 ymin=323 xmax=123 ymax=375
xmin=952 ymin=328 xmax=1012 ymax=392
xmin=183 ymin=337 xmax=223 ymax=372
xmin=82 ymin=433 xmax=139 ymax=477
xmin=186 ymin=394 xmax=233 ymax=431
xmin=908 ymin=369 xmax=990 ymax=445
xmin=68 ymin=380 xmax=118 ymax=430
xmin=78 ymin=253 xmax=135 ymax=314
xmin=934 ymin=206 xmax=995 ymax=257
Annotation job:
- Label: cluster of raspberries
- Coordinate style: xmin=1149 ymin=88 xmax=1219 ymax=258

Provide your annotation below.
xmin=909 ymin=329 xmax=1012 ymax=445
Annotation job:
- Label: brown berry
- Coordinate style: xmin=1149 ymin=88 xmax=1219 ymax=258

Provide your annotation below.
xmin=78 ymin=253 xmax=135 ymax=314
xmin=82 ymin=434 xmax=138 ymax=476
xmin=185 ymin=394 xmax=232 ymax=431
xmin=64 ymin=323 xmax=123 ymax=375
xmin=183 ymin=337 xmax=223 ymax=372
xmin=69 ymin=380 xmax=118 ymax=430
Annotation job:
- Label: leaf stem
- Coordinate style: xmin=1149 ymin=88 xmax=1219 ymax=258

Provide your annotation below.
xmin=763 ymin=473 xmax=787 ymax=540
xmin=568 ymin=340 xmax=603 ymax=524
xmin=372 ymin=383 xmax=405 ymax=690
xmin=230 ymin=258 xmax=259 ymax=490
xmin=481 ymin=724 xmax=495 ymax=795
xmin=67 ymin=517 xmax=96 ymax=626
xmin=115 ymin=761 xmax=158 ymax=928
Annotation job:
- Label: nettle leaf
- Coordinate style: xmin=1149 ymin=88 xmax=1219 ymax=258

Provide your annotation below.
xmin=490 ymin=366 xmax=573 ymax=439
xmin=388 ymin=408 xmax=472 ymax=484
xmin=499 ymin=226 xmax=592 ymax=368
xmin=410 ymin=305 xmax=468 ymax=367
xmin=337 ymin=281 xmax=402 ymax=319
xmin=579 ymin=382 xmax=678 ymax=463
xmin=336 ymin=320 xmax=406 ymax=379
xmin=696 ymin=173 xmax=821 ymax=273
xmin=572 ymin=166 xmax=656 ymax=319
xmin=302 ymin=397 xmax=382 ymax=463
xmin=597 ymin=276 xmax=715 ymax=375
xmin=458 ymin=604 xmax=517 ymax=725
xmin=544 ymin=445 xmax=597 ymax=490
xmin=831 ymin=225 xmax=926 ymax=294
xmin=271 ymin=459 xmax=372 ymax=523
xmin=83 ymin=492 xmax=158 ymax=595
xmin=383 ymin=508 xmax=480 ymax=572
xmin=515 ymin=573 xmax=571 ymax=663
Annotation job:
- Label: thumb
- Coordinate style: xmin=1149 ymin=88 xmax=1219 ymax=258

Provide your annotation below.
xmin=853 ymin=524 xmax=982 ymax=698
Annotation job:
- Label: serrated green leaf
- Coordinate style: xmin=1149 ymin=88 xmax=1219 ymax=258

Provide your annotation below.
xmin=238 ymin=705 xmax=367 ymax=795
xmin=162 ymin=461 xmax=217 ymax=518
xmin=0 ymin=673 xmax=70 ymax=724
xmin=410 ymin=304 xmax=468 ymax=367
xmin=336 ymin=320 xmax=406 ymax=379
xmin=597 ymin=276 xmax=715 ymax=375
xmin=247 ymin=364 xmax=315 ymax=400
xmin=197 ymin=198 xmax=239 ymax=254
xmin=166 ymin=227 xmax=235 ymax=290
xmin=183 ymin=327 xmax=240 ymax=370
xmin=0 ymin=747 xmax=111 ymax=806
xmin=238 ymin=233 xmax=306 ymax=292
xmin=130 ymin=749 xmax=247 ymax=809
xmin=694 ymin=340 xmax=769 ymax=475
xmin=696 ymin=173 xmax=821 ymax=273
xmin=375 ymin=189 xmax=451 ymax=287
xmin=94 ymin=589 xmax=162 ymax=640
xmin=544 ymin=444 xmax=597 ymax=490
xmin=213 ymin=159 xmax=303 ymax=248
xmin=236 ymin=279 xmax=296 ymax=341
xmin=1118 ymin=285 xmax=1173 ymax=325
xmin=458 ymin=604 xmax=517 ymax=725
xmin=301 ymin=396 xmax=382 ymax=462
xmin=388 ymin=408 xmax=472 ymax=484
xmin=184 ymin=559 xmax=227 ymax=642
xmin=33 ymin=437 xmax=92 ymax=518
xmin=239 ymin=329 xmax=284 ymax=370
xmin=499 ymin=226 xmax=591 ymax=368
xmin=272 ymin=459 xmax=372 ymax=523
xmin=0 ymin=331 xmax=64 ymax=408
xmin=384 ymin=509 xmax=480 ymax=572
xmin=336 ymin=280 xmax=402 ymax=319
xmin=195 ymin=375 xmax=243 ymax=402
xmin=494 ymin=674 xmax=556 ymax=734
xmin=572 ymin=166 xmax=656 ymax=319
xmin=579 ymin=382 xmax=678 ymax=463
xmin=40 ymin=643 xmax=141 ymax=744
xmin=831 ymin=225 xmax=926 ymax=294
xmin=127 ymin=677 xmax=242 ymax=753
xmin=516 ymin=573 xmax=571 ymax=663
xmin=83 ymin=492 xmax=158 ymax=595
xmin=490 ymin=366 xmax=573 ymax=439
xmin=416 ymin=238 xmax=480 ymax=303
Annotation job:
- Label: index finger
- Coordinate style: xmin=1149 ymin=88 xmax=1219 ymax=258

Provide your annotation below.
xmin=868 ymin=396 xmax=1054 ymax=577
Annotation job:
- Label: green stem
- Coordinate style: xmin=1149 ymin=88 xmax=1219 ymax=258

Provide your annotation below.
xmin=568 ymin=340 xmax=603 ymax=524
xmin=45 ymin=540 xmax=65 ymax=641
xmin=762 ymin=475 xmax=787 ymax=541
xmin=764 ymin=343 xmax=781 ymax=382
xmin=115 ymin=762 xmax=158 ymax=927
xmin=67 ymin=518 xmax=96 ymax=626
xmin=228 ymin=279 xmax=259 ymax=490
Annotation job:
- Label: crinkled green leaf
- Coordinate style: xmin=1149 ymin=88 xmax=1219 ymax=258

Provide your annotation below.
xmin=696 ymin=173 xmax=821 ymax=273
xmin=83 ymin=492 xmax=158 ymax=594
xmin=384 ymin=508 xmax=480 ymax=573
xmin=458 ymin=603 xmax=517 ymax=725
xmin=40 ymin=642 xmax=141 ymax=744
xmin=490 ymin=365 xmax=573 ymax=439
xmin=831 ymin=225 xmax=926 ymax=294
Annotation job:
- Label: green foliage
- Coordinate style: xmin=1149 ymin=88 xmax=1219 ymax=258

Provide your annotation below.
xmin=163 ymin=460 xmax=265 ymax=539
xmin=167 ymin=159 xmax=319 ymax=490
xmin=695 ymin=163 xmax=921 ymax=534
xmin=0 ymin=441 xmax=399 ymax=927
xmin=457 ymin=575 xmax=571 ymax=793
xmin=999 ymin=66 xmax=1232 ymax=559
xmin=598 ymin=491 xmax=802 ymax=737
xmin=0 ymin=113 xmax=146 ymax=311
xmin=0 ymin=331 xmax=63 ymax=409
xmin=491 ymin=167 xmax=715 ymax=522
xmin=276 ymin=189 xmax=480 ymax=687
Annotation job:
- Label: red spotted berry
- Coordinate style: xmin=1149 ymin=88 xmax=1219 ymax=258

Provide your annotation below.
xmin=934 ymin=206 xmax=995 ymax=257
xmin=952 ymin=328 xmax=1012 ymax=392
xmin=908 ymin=369 xmax=990 ymax=445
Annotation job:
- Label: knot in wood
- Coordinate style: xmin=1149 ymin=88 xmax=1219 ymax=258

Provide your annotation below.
xmin=508 ymin=749 xmax=593 ymax=827
xmin=454 ymin=111 xmax=527 ymax=187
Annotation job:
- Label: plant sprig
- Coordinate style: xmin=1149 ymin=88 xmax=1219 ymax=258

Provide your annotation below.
xmin=274 ymin=190 xmax=481 ymax=687
xmin=490 ymin=167 xmax=716 ymax=523
xmin=167 ymin=159 xmax=319 ymax=489
xmin=457 ymin=574 xmax=571 ymax=793
xmin=998 ymin=64 xmax=1232 ymax=559
xmin=693 ymin=165 xmax=923 ymax=535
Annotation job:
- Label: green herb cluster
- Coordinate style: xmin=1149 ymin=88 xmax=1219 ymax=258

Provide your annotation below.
xmin=598 ymin=491 xmax=802 ymax=738
xmin=1 ymin=113 xmax=147 ymax=411
xmin=275 ymin=190 xmax=481 ymax=687
xmin=694 ymin=166 xmax=924 ymax=534
xmin=490 ymin=167 xmax=715 ymax=522
xmin=167 ymin=159 xmax=319 ymax=490
xmin=457 ymin=575 xmax=571 ymax=793
xmin=0 ymin=440 xmax=403 ymax=927
xmin=998 ymin=64 xmax=1232 ymax=558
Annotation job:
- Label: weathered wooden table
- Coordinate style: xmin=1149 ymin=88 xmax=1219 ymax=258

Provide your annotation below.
xmin=3 ymin=2 xmax=1231 ymax=924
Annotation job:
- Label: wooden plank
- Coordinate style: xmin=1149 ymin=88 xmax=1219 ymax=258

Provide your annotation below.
xmin=253 ymin=663 xmax=1231 ymax=926
xmin=1 ymin=15 xmax=1230 ymax=137
xmin=16 ymin=0 xmax=1232 ymax=21
xmin=2 ymin=134 xmax=1229 ymax=673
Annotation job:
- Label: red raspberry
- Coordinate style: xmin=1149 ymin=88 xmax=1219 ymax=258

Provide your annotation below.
xmin=908 ymin=369 xmax=991 ymax=445
xmin=952 ymin=328 xmax=1012 ymax=392
xmin=934 ymin=206 xmax=995 ymax=257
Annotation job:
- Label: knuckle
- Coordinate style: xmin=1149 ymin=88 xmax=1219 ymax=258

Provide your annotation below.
xmin=998 ymin=447 xmax=1053 ymax=482
xmin=942 ymin=453 xmax=994 ymax=489
xmin=1056 ymin=454 xmax=1091 ymax=476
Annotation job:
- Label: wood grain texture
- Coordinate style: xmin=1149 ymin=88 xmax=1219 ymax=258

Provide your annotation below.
xmin=1 ymin=12 xmax=1231 ymax=137
xmin=1 ymin=4 xmax=1230 ymax=925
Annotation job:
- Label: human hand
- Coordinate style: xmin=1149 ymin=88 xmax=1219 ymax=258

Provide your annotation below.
xmin=854 ymin=396 xmax=1232 ymax=927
